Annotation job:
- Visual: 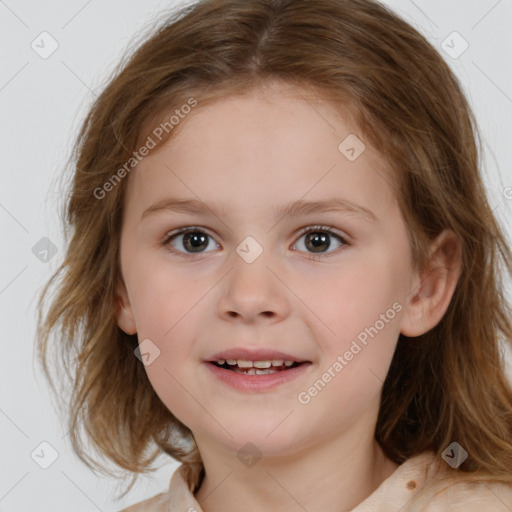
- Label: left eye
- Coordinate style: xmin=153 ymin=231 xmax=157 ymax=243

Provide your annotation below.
xmin=162 ymin=225 xmax=348 ymax=257
xmin=292 ymin=226 xmax=347 ymax=256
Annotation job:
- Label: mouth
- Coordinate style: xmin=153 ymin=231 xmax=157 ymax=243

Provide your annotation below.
xmin=205 ymin=357 xmax=313 ymax=392
xmin=209 ymin=359 xmax=305 ymax=375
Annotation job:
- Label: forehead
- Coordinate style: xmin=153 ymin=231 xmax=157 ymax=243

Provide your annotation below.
xmin=125 ymin=85 xmax=398 ymax=223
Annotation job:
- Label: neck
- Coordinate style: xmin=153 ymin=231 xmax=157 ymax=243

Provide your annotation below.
xmin=194 ymin=427 xmax=399 ymax=512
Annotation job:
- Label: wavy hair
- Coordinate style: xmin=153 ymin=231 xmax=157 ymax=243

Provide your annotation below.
xmin=35 ymin=0 xmax=512 ymax=499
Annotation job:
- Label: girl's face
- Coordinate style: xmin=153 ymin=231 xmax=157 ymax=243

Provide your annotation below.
xmin=116 ymin=83 xmax=418 ymax=457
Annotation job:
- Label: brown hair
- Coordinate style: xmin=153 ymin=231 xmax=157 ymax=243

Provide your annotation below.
xmin=35 ymin=0 xmax=512 ymax=499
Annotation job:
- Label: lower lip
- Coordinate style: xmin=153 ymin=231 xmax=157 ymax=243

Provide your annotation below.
xmin=204 ymin=362 xmax=312 ymax=392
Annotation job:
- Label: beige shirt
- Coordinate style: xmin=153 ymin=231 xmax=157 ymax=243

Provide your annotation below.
xmin=120 ymin=451 xmax=512 ymax=511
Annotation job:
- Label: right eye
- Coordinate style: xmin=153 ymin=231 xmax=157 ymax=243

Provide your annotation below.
xmin=162 ymin=227 xmax=220 ymax=256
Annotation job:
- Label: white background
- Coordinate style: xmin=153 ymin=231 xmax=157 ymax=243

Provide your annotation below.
xmin=0 ymin=1 xmax=511 ymax=510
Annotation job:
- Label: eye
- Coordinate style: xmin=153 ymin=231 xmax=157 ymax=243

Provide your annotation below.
xmin=162 ymin=225 xmax=349 ymax=259
xmin=292 ymin=225 xmax=349 ymax=259
xmin=163 ymin=227 xmax=219 ymax=256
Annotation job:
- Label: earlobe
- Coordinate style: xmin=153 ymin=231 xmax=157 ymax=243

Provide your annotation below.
xmin=400 ymin=229 xmax=462 ymax=337
xmin=114 ymin=279 xmax=137 ymax=335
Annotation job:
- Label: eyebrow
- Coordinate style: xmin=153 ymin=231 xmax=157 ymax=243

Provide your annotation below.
xmin=141 ymin=196 xmax=378 ymax=224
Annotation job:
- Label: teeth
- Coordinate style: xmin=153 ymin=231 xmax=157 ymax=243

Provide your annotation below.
xmin=217 ymin=358 xmax=299 ymax=370
xmin=233 ymin=368 xmax=279 ymax=375
xmin=253 ymin=360 xmax=271 ymax=368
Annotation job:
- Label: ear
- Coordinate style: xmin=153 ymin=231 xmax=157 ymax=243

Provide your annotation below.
xmin=400 ymin=229 xmax=462 ymax=337
xmin=114 ymin=278 xmax=137 ymax=335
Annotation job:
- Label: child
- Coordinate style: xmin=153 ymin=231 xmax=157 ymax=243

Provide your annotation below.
xmin=36 ymin=0 xmax=512 ymax=510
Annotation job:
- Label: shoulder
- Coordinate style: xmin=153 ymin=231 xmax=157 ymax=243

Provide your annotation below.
xmin=117 ymin=464 xmax=200 ymax=512
xmin=362 ymin=451 xmax=512 ymax=512
xmin=420 ymin=477 xmax=512 ymax=511
xmin=118 ymin=491 xmax=169 ymax=512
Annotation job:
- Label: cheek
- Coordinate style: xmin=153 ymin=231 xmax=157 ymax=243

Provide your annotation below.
xmin=309 ymin=253 xmax=404 ymax=337
xmin=143 ymin=363 xmax=195 ymax=429
xmin=304 ymin=254 xmax=405 ymax=393
xmin=127 ymin=258 xmax=192 ymax=333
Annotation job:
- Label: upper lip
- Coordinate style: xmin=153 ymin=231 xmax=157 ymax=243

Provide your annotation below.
xmin=206 ymin=348 xmax=310 ymax=363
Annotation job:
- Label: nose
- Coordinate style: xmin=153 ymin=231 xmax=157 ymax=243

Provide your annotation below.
xmin=216 ymin=250 xmax=289 ymax=324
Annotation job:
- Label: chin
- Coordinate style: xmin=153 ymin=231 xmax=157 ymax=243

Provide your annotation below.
xmin=213 ymin=420 xmax=305 ymax=456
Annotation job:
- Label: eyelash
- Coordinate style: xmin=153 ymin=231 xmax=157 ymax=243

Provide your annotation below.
xmin=161 ymin=225 xmax=350 ymax=261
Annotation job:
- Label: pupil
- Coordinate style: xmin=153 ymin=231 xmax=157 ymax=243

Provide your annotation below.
xmin=184 ymin=232 xmax=207 ymax=252
xmin=183 ymin=232 xmax=331 ymax=254
xmin=306 ymin=232 xmax=330 ymax=253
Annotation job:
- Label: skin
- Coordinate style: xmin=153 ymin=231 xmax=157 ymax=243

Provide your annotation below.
xmin=115 ymin=81 xmax=462 ymax=512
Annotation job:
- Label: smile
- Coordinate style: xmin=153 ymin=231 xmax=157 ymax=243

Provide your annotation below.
xmin=211 ymin=359 xmax=301 ymax=375
xmin=205 ymin=360 xmax=312 ymax=392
